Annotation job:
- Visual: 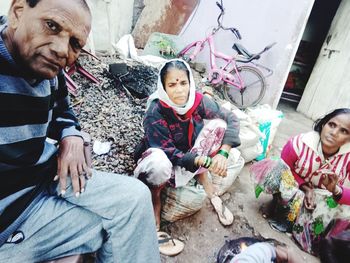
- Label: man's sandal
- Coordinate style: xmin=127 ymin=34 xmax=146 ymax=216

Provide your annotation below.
xmin=157 ymin=231 xmax=184 ymax=256
xmin=210 ymin=194 xmax=234 ymax=226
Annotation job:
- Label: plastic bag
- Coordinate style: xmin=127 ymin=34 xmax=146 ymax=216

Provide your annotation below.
xmin=240 ymin=143 xmax=263 ymax=163
xmin=161 ymin=179 xmax=207 ymax=222
xmin=232 ymin=109 xmax=265 ymax=150
xmin=250 ymin=157 xmax=298 ymax=198
xmin=246 ymin=105 xmax=284 ymax=160
xmin=238 ymin=126 xmax=260 ymax=149
xmin=115 ymin=34 xmax=166 ymax=68
xmin=211 ymin=149 xmax=244 ymax=195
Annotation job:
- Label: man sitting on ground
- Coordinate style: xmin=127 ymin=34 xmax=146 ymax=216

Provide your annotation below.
xmin=0 ymin=0 xmax=160 ymax=262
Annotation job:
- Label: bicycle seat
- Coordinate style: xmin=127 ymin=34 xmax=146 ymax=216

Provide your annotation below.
xmin=232 ymin=43 xmax=256 ymax=59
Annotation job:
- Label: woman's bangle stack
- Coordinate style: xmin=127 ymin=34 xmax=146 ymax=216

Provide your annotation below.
xmin=203 ymin=156 xmax=212 ymax=168
xmin=196 ymin=151 xmax=228 ymax=169
xmin=218 ymin=149 xmax=229 ymax=159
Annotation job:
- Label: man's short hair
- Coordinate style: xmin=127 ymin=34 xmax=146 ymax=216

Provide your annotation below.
xmin=26 ymin=0 xmax=90 ymax=13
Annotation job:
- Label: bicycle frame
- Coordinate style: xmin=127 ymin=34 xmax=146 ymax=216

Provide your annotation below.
xmin=180 ymin=31 xmax=246 ymax=91
xmin=178 ymin=0 xmax=273 ymax=108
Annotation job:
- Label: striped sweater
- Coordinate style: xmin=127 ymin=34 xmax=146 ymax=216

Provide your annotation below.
xmin=0 ymin=25 xmax=81 ymax=245
xmin=281 ymin=131 xmax=350 ymax=205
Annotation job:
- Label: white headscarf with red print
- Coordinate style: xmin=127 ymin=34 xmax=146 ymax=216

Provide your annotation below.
xmin=147 ymin=58 xmax=196 ymax=115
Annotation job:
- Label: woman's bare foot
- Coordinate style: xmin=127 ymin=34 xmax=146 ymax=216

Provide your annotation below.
xmin=210 ymin=195 xmax=234 ymax=226
xmin=196 ymin=172 xmax=215 ymax=198
xmin=196 ymin=172 xmax=233 ymax=225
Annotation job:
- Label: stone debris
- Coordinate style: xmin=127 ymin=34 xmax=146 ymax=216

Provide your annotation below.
xmin=71 ymin=56 xmax=149 ymax=175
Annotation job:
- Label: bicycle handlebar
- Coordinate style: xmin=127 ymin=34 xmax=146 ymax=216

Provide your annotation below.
xmin=215 ymin=1 xmax=242 ymax=40
xmin=230 ymin=28 xmax=242 ymax=40
xmin=262 ymin=42 xmax=277 ymax=52
xmin=216 ymin=1 xmax=224 ymax=11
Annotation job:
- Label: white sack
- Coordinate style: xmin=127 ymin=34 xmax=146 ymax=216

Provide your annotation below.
xmin=115 ymin=34 xmax=166 ymax=68
xmin=211 ymin=149 xmax=245 ymax=195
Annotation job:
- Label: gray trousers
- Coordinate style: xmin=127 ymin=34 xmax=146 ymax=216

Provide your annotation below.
xmin=0 ymin=170 xmax=160 ymax=263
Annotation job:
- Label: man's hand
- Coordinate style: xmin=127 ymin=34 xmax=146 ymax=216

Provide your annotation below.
xmin=56 ymin=136 xmax=91 ymax=196
xmin=209 ymin=154 xmax=228 ymax=177
xmin=300 ymin=183 xmax=316 ymax=210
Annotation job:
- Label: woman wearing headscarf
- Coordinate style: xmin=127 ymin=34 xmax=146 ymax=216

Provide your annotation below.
xmin=133 ymin=59 xmax=240 ymax=255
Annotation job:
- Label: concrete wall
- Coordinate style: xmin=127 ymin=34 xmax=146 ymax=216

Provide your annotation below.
xmin=179 ymin=0 xmax=315 ymax=108
xmin=0 ymin=1 xmax=11 ymax=15
xmin=298 ymin=0 xmax=350 ymax=120
xmin=87 ymin=0 xmax=135 ymax=53
xmin=132 ymin=0 xmax=145 ymax=31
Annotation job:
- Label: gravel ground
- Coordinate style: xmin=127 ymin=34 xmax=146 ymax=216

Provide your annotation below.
xmin=71 ymin=56 xmax=155 ymax=175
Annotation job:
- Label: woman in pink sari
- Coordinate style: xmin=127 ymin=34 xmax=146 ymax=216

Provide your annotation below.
xmin=252 ymin=108 xmax=350 ymax=255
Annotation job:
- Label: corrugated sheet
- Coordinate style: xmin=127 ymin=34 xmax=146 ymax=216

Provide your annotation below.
xmin=132 ymin=0 xmax=198 ymax=48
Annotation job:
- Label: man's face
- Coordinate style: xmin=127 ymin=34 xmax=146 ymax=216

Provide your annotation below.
xmin=8 ymin=0 xmax=91 ymax=79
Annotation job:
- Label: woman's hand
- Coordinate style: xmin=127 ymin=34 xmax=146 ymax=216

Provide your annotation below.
xmin=209 ymin=154 xmax=228 ymax=177
xmin=300 ymin=183 xmax=316 ymax=210
xmin=321 ymin=172 xmax=339 ymax=194
xmin=194 ymin=154 xmax=228 ymax=177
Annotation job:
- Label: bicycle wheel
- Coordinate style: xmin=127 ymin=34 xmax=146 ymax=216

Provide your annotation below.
xmin=223 ymin=65 xmax=266 ymax=109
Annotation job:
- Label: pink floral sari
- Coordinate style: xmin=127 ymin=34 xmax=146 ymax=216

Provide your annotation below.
xmin=171 ymin=119 xmax=226 ymax=187
xmin=251 ymin=158 xmax=350 ymax=254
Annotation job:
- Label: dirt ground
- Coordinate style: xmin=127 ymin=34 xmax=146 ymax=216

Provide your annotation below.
xmin=160 ymin=101 xmax=320 ymax=263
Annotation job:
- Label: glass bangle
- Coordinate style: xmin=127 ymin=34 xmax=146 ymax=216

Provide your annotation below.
xmin=206 ymin=157 xmax=212 ymax=168
xmin=204 ymin=156 xmax=210 ymax=168
xmin=202 ymin=156 xmax=208 ymax=168
xmin=218 ymin=149 xmax=229 ymax=159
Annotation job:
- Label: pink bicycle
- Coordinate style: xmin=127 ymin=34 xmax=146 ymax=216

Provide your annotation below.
xmin=178 ymin=0 xmax=276 ymax=109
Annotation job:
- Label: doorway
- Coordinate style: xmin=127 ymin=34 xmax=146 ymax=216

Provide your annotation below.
xmin=279 ymin=0 xmax=341 ymax=108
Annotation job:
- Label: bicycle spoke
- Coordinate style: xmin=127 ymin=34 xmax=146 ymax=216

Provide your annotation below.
xmin=244 ymin=79 xmax=262 ymax=89
xmin=223 ymin=66 xmax=266 ymax=109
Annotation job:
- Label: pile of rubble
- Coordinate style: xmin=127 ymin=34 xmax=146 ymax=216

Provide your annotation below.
xmin=71 ymin=56 xmax=158 ymax=174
